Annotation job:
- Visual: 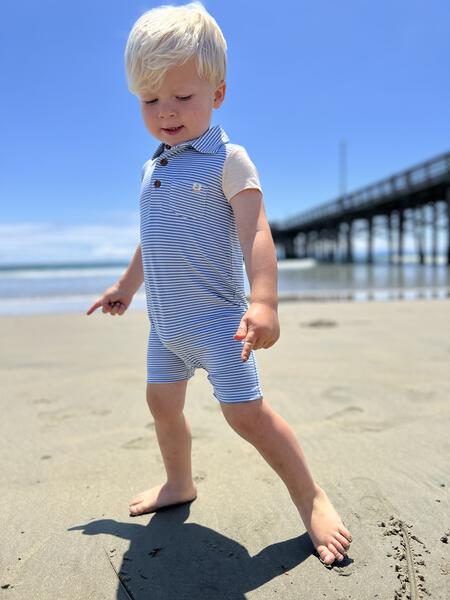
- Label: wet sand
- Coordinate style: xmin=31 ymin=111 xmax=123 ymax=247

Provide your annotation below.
xmin=1 ymin=299 xmax=450 ymax=599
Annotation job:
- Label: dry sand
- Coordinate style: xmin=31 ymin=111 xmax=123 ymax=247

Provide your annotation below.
xmin=1 ymin=299 xmax=450 ymax=599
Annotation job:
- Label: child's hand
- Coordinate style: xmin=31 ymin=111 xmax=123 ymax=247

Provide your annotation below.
xmin=86 ymin=283 xmax=134 ymax=317
xmin=233 ymin=302 xmax=280 ymax=362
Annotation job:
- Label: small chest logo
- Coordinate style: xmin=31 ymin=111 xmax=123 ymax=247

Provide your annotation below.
xmin=192 ymin=182 xmax=202 ymax=192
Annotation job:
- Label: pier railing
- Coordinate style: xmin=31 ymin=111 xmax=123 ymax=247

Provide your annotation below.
xmin=276 ymin=151 xmax=450 ymax=229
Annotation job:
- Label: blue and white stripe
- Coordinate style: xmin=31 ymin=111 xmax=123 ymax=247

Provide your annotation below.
xmin=139 ymin=124 xmax=263 ymax=403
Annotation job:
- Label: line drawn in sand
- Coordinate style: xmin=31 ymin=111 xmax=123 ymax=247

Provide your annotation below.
xmin=351 ymin=476 xmax=431 ymax=600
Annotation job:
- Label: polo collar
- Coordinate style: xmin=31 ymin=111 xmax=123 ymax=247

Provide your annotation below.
xmin=151 ymin=124 xmax=229 ymax=160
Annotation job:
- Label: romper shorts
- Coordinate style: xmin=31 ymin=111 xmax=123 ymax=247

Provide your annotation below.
xmin=146 ymin=312 xmax=263 ymax=404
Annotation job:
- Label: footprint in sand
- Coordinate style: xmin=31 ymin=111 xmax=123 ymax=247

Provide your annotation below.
xmin=341 ymin=421 xmax=388 ymax=433
xmin=326 ymin=406 xmax=363 ymax=420
xmin=32 ymin=397 xmax=56 ymax=405
xmin=322 ymin=386 xmax=353 ymax=403
xmin=256 ymin=475 xmax=275 ymax=486
xmin=38 ymin=408 xmax=111 ymax=423
xmin=38 ymin=409 xmax=79 ymax=423
xmin=122 ymin=437 xmax=151 ymax=450
xmin=301 ymin=319 xmax=338 ymax=328
xmin=325 ymin=406 xmax=390 ymax=433
xmin=193 ymin=471 xmax=207 ymax=483
xmin=350 ymin=476 xmax=397 ymax=518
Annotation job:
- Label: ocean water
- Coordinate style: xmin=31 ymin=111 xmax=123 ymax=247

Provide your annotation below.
xmin=0 ymin=258 xmax=449 ymax=315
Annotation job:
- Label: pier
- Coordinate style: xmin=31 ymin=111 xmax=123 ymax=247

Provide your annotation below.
xmin=270 ymin=152 xmax=450 ymax=264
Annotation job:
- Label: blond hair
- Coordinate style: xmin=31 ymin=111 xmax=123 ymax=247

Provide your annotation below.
xmin=124 ymin=2 xmax=227 ymax=95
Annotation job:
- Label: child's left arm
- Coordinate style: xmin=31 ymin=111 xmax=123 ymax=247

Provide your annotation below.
xmin=230 ymin=189 xmax=280 ymax=361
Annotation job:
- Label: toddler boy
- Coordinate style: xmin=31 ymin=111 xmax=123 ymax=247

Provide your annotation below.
xmin=87 ymin=1 xmax=352 ymax=565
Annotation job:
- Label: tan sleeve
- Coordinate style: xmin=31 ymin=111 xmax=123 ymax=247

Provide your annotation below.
xmin=222 ymin=146 xmax=262 ymax=201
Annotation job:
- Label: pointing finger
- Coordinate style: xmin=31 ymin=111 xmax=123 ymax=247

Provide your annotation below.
xmin=86 ymin=300 xmax=102 ymax=315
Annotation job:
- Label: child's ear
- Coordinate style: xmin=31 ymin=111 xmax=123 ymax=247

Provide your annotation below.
xmin=214 ymin=80 xmax=226 ymax=108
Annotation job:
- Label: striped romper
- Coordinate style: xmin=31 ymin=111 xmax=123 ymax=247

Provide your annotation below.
xmin=139 ymin=124 xmax=264 ymax=403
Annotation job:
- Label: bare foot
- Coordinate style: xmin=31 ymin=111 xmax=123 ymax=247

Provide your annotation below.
xmin=128 ymin=482 xmax=197 ymax=516
xmin=295 ymin=485 xmax=353 ymax=565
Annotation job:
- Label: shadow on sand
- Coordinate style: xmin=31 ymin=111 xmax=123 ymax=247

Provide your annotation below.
xmin=69 ymin=500 xmax=316 ymax=599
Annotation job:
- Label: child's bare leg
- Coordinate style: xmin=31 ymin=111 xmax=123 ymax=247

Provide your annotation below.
xmin=128 ymin=381 xmax=197 ymax=516
xmin=220 ymin=397 xmax=353 ymax=565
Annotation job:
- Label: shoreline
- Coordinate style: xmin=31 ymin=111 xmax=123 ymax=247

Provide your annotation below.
xmin=1 ymin=286 xmax=449 ymax=316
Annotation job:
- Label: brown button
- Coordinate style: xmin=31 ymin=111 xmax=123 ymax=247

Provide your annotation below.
xmin=159 ymin=158 xmax=168 ymax=166
xmin=154 ymin=179 xmax=161 ymax=188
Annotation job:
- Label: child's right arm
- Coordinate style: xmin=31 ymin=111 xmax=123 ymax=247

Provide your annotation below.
xmin=86 ymin=244 xmax=144 ymax=316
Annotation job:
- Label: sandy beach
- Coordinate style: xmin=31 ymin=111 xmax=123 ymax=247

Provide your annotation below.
xmin=1 ymin=299 xmax=449 ymax=599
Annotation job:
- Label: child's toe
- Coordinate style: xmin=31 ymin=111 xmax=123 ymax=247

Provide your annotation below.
xmin=335 ymin=532 xmax=351 ymax=550
xmin=339 ymin=525 xmax=352 ymax=543
xmin=129 ymin=502 xmax=143 ymax=516
xmin=327 ymin=542 xmax=344 ymax=562
xmin=317 ymin=545 xmax=336 ymax=565
xmin=331 ymin=537 xmax=347 ymax=556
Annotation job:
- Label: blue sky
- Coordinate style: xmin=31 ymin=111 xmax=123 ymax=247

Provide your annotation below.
xmin=1 ymin=0 xmax=449 ymax=264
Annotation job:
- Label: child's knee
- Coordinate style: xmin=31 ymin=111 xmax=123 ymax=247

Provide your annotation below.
xmin=221 ymin=397 xmax=264 ymax=435
xmin=146 ymin=381 xmax=188 ymax=420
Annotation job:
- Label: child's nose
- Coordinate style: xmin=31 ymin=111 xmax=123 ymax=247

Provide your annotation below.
xmin=158 ymin=101 xmax=177 ymax=119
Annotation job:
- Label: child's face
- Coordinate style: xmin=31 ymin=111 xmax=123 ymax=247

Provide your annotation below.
xmin=139 ymin=58 xmax=226 ymax=146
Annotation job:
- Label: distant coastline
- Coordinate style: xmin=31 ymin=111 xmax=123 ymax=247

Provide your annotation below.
xmin=0 ymin=248 xmax=449 ymax=272
xmin=0 ymin=257 xmax=449 ymax=315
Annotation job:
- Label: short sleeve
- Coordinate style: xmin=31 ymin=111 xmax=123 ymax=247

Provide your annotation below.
xmin=222 ymin=146 xmax=262 ymax=201
xmin=141 ymin=159 xmax=150 ymax=182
